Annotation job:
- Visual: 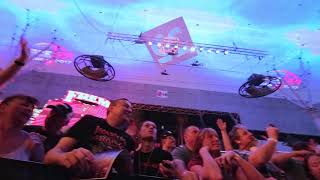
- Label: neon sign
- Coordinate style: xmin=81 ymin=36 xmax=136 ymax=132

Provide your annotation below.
xmin=64 ymin=90 xmax=110 ymax=108
xmin=28 ymin=91 xmax=109 ymax=126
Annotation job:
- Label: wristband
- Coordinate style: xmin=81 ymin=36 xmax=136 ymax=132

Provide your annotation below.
xmin=267 ymin=138 xmax=278 ymax=143
xmin=14 ymin=60 xmax=25 ymax=66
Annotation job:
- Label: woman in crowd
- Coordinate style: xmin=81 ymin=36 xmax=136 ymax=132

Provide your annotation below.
xmin=188 ymin=128 xmax=264 ymax=180
xmin=305 ymin=153 xmax=320 ymax=180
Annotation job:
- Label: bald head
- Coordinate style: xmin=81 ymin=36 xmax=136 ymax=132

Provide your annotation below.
xmin=184 ymin=125 xmax=200 ymax=147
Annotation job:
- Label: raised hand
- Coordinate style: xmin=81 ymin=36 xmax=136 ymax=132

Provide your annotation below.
xmin=266 ymin=125 xmax=279 ymax=140
xmin=215 ymin=151 xmax=237 ymax=168
xmin=17 ymin=36 xmax=29 ymax=63
xmin=216 ymin=119 xmax=227 ymax=131
xmin=199 ymin=146 xmax=210 ymax=155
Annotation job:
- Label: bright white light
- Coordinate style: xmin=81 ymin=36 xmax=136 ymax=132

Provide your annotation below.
xmin=148 ymin=41 xmax=153 ymax=46
xmin=165 ymin=44 xmax=170 ymax=48
xmin=174 ymin=45 xmax=179 ymax=48
xmin=215 ymin=50 xmax=220 ymax=54
xmin=190 ymin=47 xmax=196 ymax=52
xmin=199 ymin=47 xmax=204 ymax=51
xmin=224 ymin=50 xmax=229 ymax=55
xmin=182 ymin=46 xmax=187 ymax=50
xmin=157 ymin=42 xmax=162 ymax=47
xmin=207 ymin=49 xmax=212 ymax=53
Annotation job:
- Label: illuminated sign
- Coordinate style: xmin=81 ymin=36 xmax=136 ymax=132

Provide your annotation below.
xmin=64 ymin=90 xmax=110 ymax=108
xmin=28 ymin=91 xmax=109 ymax=126
xmin=156 ymin=90 xmax=168 ymax=98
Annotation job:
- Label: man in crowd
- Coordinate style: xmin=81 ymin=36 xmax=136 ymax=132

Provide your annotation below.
xmin=161 ymin=130 xmax=176 ymax=153
xmin=228 ymin=124 xmax=313 ymax=179
xmin=44 ymin=98 xmax=135 ymax=176
xmin=172 ymin=125 xmax=200 ymax=180
xmin=133 ymin=120 xmax=173 ymax=177
xmin=0 ymin=95 xmax=44 ymax=161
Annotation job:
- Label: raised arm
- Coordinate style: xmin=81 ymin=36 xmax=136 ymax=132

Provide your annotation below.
xmin=248 ymin=126 xmax=278 ymax=167
xmin=271 ymin=150 xmax=312 ymax=168
xmin=234 ymin=153 xmax=265 ymax=180
xmin=198 ymin=146 xmax=223 ymax=180
xmin=216 ymin=119 xmax=233 ymax=151
xmin=0 ymin=37 xmax=29 ymax=86
xmin=216 ymin=151 xmax=264 ymax=180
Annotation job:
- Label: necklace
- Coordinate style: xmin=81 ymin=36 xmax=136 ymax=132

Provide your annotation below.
xmin=138 ymin=148 xmax=155 ymax=175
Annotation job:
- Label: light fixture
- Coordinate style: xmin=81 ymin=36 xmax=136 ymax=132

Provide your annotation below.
xmin=106 ymin=32 xmax=269 ymax=58
xmin=224 ymin=50 xmax=229 ymax=55
xmin=161 ymin=69 xmax=169 ymax=75
xmin=191 ymin=60 xmax=201 ymax=66
xmin=147 ymin=41 xmax=153 ymax=46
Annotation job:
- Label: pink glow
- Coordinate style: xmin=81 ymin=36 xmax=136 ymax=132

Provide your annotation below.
xmin=275 ymin=70 xmax=302 ymax=88
xmin=29 ymin=91 xmax=110 ymax=126
xmin=31 ymin=42 xmax=74 ymax=63
xmin=51 ymin=44 xmax=74 ymax=60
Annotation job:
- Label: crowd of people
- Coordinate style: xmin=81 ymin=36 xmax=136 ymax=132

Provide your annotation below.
xmin=0 ymin=37 xmax=320 ymax=180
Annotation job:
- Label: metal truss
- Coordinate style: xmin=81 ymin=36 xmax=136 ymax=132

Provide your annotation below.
xmin=107 ymin=32 xmax=269 ymax=58
xmin=132 ymin=103 xmax=239 ymax=118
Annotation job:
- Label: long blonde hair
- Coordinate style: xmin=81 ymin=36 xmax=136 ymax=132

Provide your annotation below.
xmin=193 ymin=128 xmax=220 ymax=155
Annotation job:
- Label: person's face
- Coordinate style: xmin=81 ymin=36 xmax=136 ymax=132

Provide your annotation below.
xmin=236 ymin=127 xmax=256 ymax=148
xmin=184 ymin=126 xmax=200 ymax=145
xmin=139 ymin=121 xmax=157 ymax=139
xmin=308 ymin=155 xmax=320 ymax=179
xmin=163 ymin=136 xmax=176 ymax=148
xmin=1 ymin=99 xmax=35 ymax=128
xmin=202 ymin=131 xmax=220 ymax=151
xmin=109 ymin=100 xmax=132 ymax=127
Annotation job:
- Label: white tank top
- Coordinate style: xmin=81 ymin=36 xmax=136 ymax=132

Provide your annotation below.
xmin=0 ymin=136 xmax=31 ymax=161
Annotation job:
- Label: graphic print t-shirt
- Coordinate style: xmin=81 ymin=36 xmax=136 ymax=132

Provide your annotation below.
xmin=65 ymin=115 xmax=135 ymax=153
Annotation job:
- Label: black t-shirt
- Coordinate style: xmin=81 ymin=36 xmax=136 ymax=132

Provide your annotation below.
xmin=283 ymin=158 xmax=308 ymax=180
xmin=65 ymin=115 xmax=135 ymax=153
xmin=23 ymin=125 xmax=62 ymax=152
xmin=133 ymin=148 xmax=173 ymax=177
